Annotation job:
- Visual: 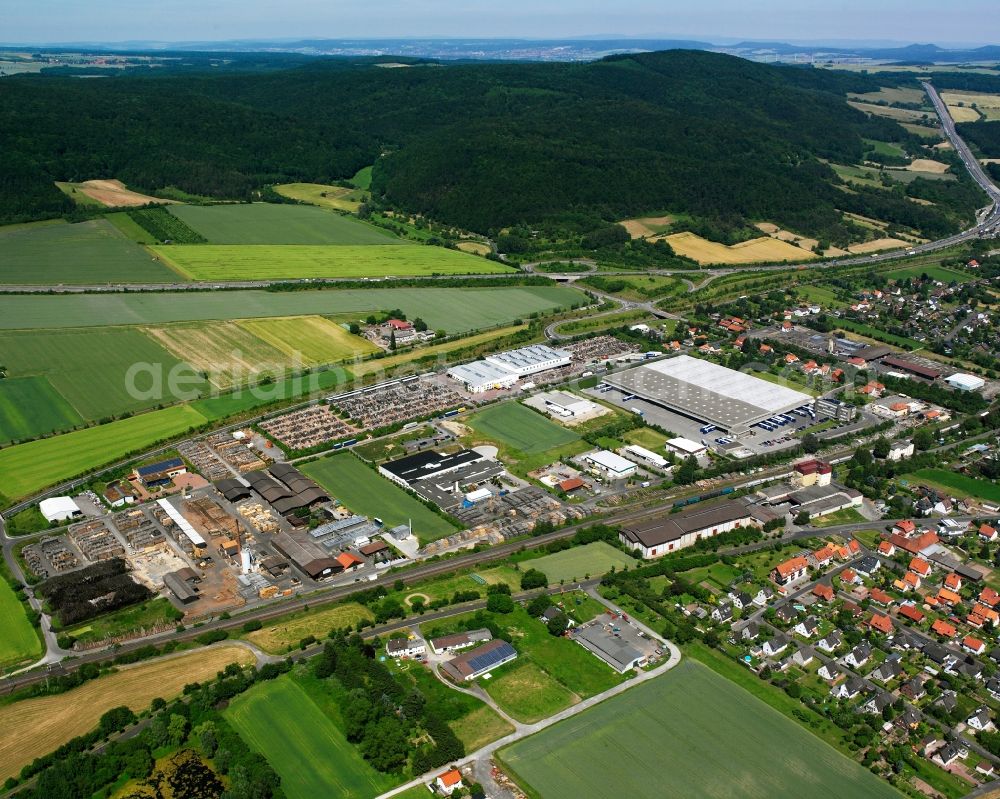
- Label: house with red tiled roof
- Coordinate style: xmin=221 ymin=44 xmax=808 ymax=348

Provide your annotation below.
xmin=435 ymin=769 xmax=464 ymax=796
xmin=772 ymin=556 xmax=809 ymax=586
xmin=759 ymin=344 xmax=773 ymax=354
xmin=937 ymin=587 xmax=962 ymax=606
xmin=847 ymin=356 xmax=865 ymax=367
xmin=784 ymin=352 xmax=799 ymax=363
xmin=888 ymin=530 xmax=939 ymax=556
xmin=909 ymin=557 xmax=930 ymax=577
xmin=981 ymin=587 xmax=1000 ymax=607
xmin=932 ymin=619 xmax=957 ymax=638
xmin=870 ymin=614 xmax=893 ymax=635
xmin=813 ymin=545 xmax=837 ymax=566
xmin=980 ymin=524 xmax=998 ymax=542
xmin=973 ymin=603 xmax=1000 ymax=626
xmin=847 ymin=539 xmax=860 ymax=555
xmin=902 ymin=571 xmax=921 ymax=590
xmin=841 ymin=568 xmax=859 ymax=585
xmin=898 ymin=604 xmax=925 ymax=623
xmin=878 ymin=541 xmax=896 ymax=557
xmin=870 ymin=588 xmax=893 ymax=606
xmin=894 ymin=520 xmax=917 ymax=536
xmin=335 ymin=552 xmax=365 ymax=571
xmin=968 ymin=613 xmax=987 ymax=629
xmin=964 ymin=636 xmax=986 ymax=655
xmin=944 ymin=573 xmax=963 ymax=592
xmin=812 ymin=583 xmax=834 ymax=602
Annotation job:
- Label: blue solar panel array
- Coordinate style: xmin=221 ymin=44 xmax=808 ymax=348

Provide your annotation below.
xmin=466 ymin=641 xmax=516 ymax=674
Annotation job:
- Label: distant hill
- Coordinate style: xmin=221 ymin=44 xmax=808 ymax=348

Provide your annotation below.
xmin=0 ymin=50 xmax=984 ymax=242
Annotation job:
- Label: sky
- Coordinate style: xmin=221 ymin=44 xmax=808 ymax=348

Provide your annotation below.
xmin=2 ymin=0 xmax=998 ymax=46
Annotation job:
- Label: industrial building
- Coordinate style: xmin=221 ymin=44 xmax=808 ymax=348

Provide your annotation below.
xmin=623 ymin=444 xmax=668 ymax=470
xmin=528 ymin=390 xmax=599 ymax=420
xmin=447 ymin=344 xmax=571 ymax=393
xmin=946 ymin=373 xmax=986 ymax=392
xmin=246 ymin=463 xmax=329 ymax=516
xmin=441 ymin=639 xmax=518 ymax=681
xmin=665 ymin=437 xmax=707 ymax=457
xmin=133 ymin=457 xmax=187 ymax=488
xmin=39 ymin=496 xmax=82 ymax=523
xmin=583 ymin=449 xmax=638 ymax=479
xmin=379 ymin=449 xmax=504 ymax=508
xmin=880 ymin=356 xmax=942 ymax=382
xmin=163 ymin=568 xmax=201 ymax=604
xmin=603 ymin=354 xmax=813 ymax=433
xmin=571 ymin=613 xmax=650 ymax=673
xmin=619 ymin=499 xmax=770 ymax=558
xmin=270 ymin=532 xmax=342 ymax=580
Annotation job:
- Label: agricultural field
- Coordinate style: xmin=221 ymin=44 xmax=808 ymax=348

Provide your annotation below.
xmin=0 ymin=575 xmax=41 ymax=670
xmin=0 ymin=218 xmax=178 ymax=285
xmin=500 ymin=660 xmax=900 ymax=799
xmin=225 ymin=674 xmax=397 ymax=799
xmin=846 ymin=238 xmax=913 ymax=254
xmin=0 ymin=327 xmax=201 ymax=420
xmin=243 ymin=602 xmax=374 ymax=654
xmin=578 ymin=274 xmax=686 ymax=301
xmin=900 ymin=122 xmax=944 ymax=140
xmin=0 ymin=404 xmax=208 ymax=505
xmin=466 ymin=402 xmax=581 ymax=455
xmin=905 ymin=468 xmax=1000 ymax=504
xmin=863 ymin=138 xmax=907 ymax=159
xmin=238 ymin=316 xmax=378 ymax=364
xmin=847 ymin=100 xmax=931 ymax=122
xmin=521 ymin=541 xmax=638 ymax=584
xmin=166 ymin=202 xmax=401 ymax=245
xmin=301 ymin=453 xmax=458 ymax=543
xmin=941 ymin=91 xmax=1000 ymax=121
xmin=618 ymin=214 xmax=675 ymax=238
xmin=848 ymin=87 xmax=930 ymax=107
xmin=0 ymin=376 xmax=83 ymax=445
xmin=56 ymin=179 xmax=176 ymax=208
xmin=152 ymin=243 xmax=510 ymax=281
xmin=0 ymin=285 xmax=584 ymax=335
xmin=664 ymin=232 xmax=815 ymax=265
xmin=0 ymin=645 xmax=254 ymax=782
xmin=273 ymin=182 xmax=369 ymax=213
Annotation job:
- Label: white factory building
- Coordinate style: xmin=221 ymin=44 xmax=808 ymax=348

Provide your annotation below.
xmin=584 ymin=449 xmax=638 ymax=479
xmin=448 ymin=344 xmax=572 ymax=393
xmin=945 ymin=373 xmax=986 ymax=392
xmin=528 ymin=390 xmax=599 ymax=419
xmin=623 ymin=444 xmax=669 ymax=470
xmin=39 ymin=496 xmax=82 ymax=523
xmin=666 ymin=437 xmax=708 ymax=457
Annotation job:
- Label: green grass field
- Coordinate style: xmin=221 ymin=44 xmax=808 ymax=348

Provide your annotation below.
xmin=484 ymin=660 xmax=578 ymax=724
xmin=0 ymin=328 xmax=201 ymax=420
xmin=622 ymin=427 xmax=670 ymax=451
xmin=832 ymin=318 xmax=923 ymax=349
xmin=152 ymin=243 xmax=512 ymax=281
xmin=225 ymin=675 xmax=396 ymax=799
xmin=884 ymin=264 xmax=971 ymax=283
xmin=500 ymin=659 xmax=901 ymax=799
xmin=0 ymin=575 xmax=41 ymax=670
xmin=0 ymin=286 xmax=583 ymax=335
xmin=0 ymin=218 xmax=178 ymax=285
xmin=467 ymin=403 xmax=580 ymax=455
xmin=272 ymin=183 xmax=369 ymax=213
xmin=301 ymin=453 xmax=457 ymax=543
xmin=0 ymin=376 xmax=83 ymax=445
xmin=522 ymin=542 xmax=638 ymax=584
xmin=167 ymin=203 xmax=401 ymax=245
xmin=905 ymin=468 xmax=1000 ymax=503
xmin=0 ymin=405 xmax=208 ymax=505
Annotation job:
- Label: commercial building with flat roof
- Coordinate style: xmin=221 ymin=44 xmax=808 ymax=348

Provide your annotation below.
xmin=483 ymin=344 xmax=571 ymax=377
xmin=271 ymin=532 xmax=342 ymax=580
xmin=666 ymin=437 xmax=707 ymax=457
xmin=620 ymin=499 xmax=769 ymax=559
xmin=946 ymin=373 xmax=986 ymax=392
xmin=447 ymin=361 xmax=519 ymax=394
xmin=379 ymin=449 xmax=504 ymax=509
xmin=571 ymin=613 xmax=650 ymax=673
xmin=880 ymin=356 xmax=942 ymax=381
xmin=583 ymin=450 xmax=637 ymax=479
xmin=604 ymin=354 xmax=813 ymax=433
xmin=39 ymin=496 xmax=81 ymax=523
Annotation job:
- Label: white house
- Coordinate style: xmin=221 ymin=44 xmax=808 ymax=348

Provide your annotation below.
xmin=968 ymin=708 xmax=995 ymax=733
xmin=887 ymin=440 xmax=915 ymax=461
xmin=385 ymin=637 xmax=426 ymax=658
xmin=584 ymin=450 xmax=638 ymax=479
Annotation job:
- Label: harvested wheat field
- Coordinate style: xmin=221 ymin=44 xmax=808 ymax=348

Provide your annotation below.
xmin=847 ymin=238 xmax=912 ymax=254
xmin=144 ymin=321 xmax=291 ymax=389
xmin=455 ymin=240 xmax=492 ymax=255
xmin=847 ymin=101 xmax=927 ymax=122
xmin=754 ymin=222 xmax=819 ymax=250
xmin=243 ymin=602 xmax=374 ymax=653
xmin=906 ymin=159 xmax=950 ymax=173
xmin=945 ymin=104 xmax=982 ymax=123
xmin=73 ymin=180 xmax=175 ymax=207
xmin=0 ymin=645 xmax=254 ymax=780
xmin=620 ymin=215 xmax=674 ymax=239
xmin=665 ymin=232 xmax=816 ymax=265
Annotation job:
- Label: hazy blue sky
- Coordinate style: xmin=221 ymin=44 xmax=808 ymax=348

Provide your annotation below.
xmin=3 ymin=0 xmax=998 ymax=45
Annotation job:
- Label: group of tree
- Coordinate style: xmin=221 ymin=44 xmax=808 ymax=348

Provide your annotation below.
xmin=37 ymin=558 xmax=153 ymax=626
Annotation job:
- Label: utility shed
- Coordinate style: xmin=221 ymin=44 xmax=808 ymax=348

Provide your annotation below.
xmin=163 ymin=571 xmax=200 ymax=604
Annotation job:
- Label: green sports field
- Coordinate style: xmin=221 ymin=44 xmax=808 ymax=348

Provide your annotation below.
xmin=0 ymin=286 xmax=583 ymax=335
xmin=167 ymin=203 xmax=401 ymax=245
xmin=906 ymin=468 xmax=1000 ymax=503
xmin=152 ymin=243 xmax=512 ymax=281
xmin=0 ymin=218 xmax=177 ymax=285
xmin=301 ymin=453 xmax=458 ymax=543
xmin=0 ymin=405 xmax=207 ymax=505
xmin=225 ymin=675 xmax=396 ymax=799
xmin=467 ymin=402 xmax=580 ymax=454
xmin=0 ymin=328 xmax=203 ymax=420
xmin=522 ymin=542 xmax=639 ymax=584
xmin=0 ymin=576 xmax=41 ymax=670
xmin=501 ymin=660 xmax=901 ymax=799
xmin=0 ymin=376 xmax=83 ymax=445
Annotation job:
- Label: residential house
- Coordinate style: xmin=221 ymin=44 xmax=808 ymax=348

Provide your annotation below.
xmin=831 ymin=676 xmax=864 ymax=699
xmin=869 ymin=588 xmax=893 ymax=607
xmin=774 ymin=604 xmax=799 ymax=624
xmin=870 ymin=613 xmax=893 ymax=635
xmin=856 ymin=556 xmax=881 ymax=576
xmin=435 ymin=769 xmax=464 ymax=796
xmin=964 ymin=636 xmax=986 ymax=656
xmin=934 ymin=742 xmax=962 ymax=767
xmin=752 ymin=586 xmax=775 ymax=607
xmin=937 ymin=587 xmax=962 ymax=606
xmin=816 ymin=630 xmax=843 ymax=653
xmin=818 ymin=662 xmax=841 ymax=681
xmin=729 ymin=591 xmax=753 ymax=611
xmin=844 ymin=643 xmax=872 ymax=669
xmin=791 ymin=646 xmax=814 ymax=667
xmin=909 ymin=558 xmax=931 ymax=578
xmin=840 ymin=568 xmax=860 ymax=585
xmin=871 ymin=657 xmax=902 ymax=683
xmin=762 ymin=635 xmax=789 ymax=657
xmin=793 ymin=617 xmax=819 ymax=638
xmin=812 ymin=583 xmax=835 ymax=602
xmin=771 ymin=556 xmax=809 ymax=587
xmin=901 ymin=676 xmax=926 ymax=701
xmin=887 ymin=440 xmax=915 ymax=461
xmin=863 ymin=691 xmax=894 ymax=715
xmin=898 ymin=604 xmax=925 ymax=624
xmin=739 ymin=621 xmax=760 ymax=641
xmin=877 ymin=541 xmax=896 ymax=557
xmin=980 ymin=524 xmax=998 ymax=542
xmin=711 ymin=604 xmax=733 ymax=623
xmin=932 ymin=619 xmax=957 ymax=638
xmin=968 ymin=708 xmax=995 ymax=733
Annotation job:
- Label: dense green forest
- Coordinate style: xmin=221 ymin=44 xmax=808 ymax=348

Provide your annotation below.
xmin=960 ymin=120 xmax=1000 ymax=157
xmin=0 ymin=50 xmax=985 ymax=241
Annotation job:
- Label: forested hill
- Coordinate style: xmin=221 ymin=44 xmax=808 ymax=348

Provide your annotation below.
xmin=0 ymin=50 xmax=980 ymax=241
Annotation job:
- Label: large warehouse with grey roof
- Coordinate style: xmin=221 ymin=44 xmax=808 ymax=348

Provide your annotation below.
xmin=603 ymin=354 xmax=813 ymax=433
